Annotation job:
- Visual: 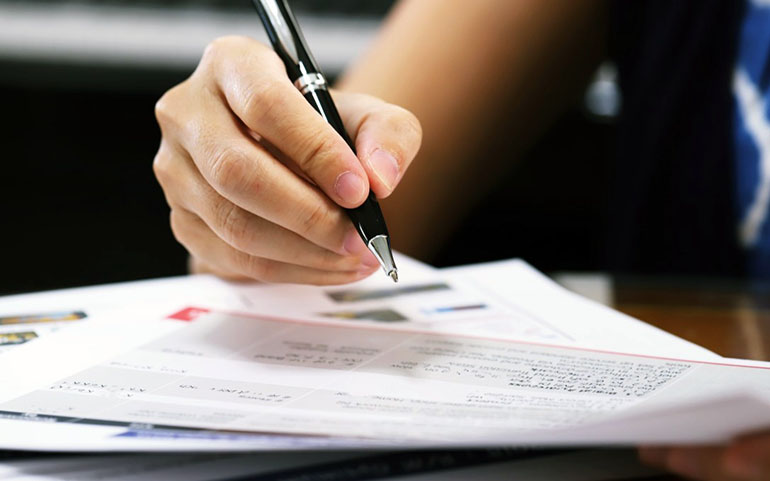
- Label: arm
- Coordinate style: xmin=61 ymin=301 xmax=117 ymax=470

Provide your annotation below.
xmin=338 ymin=0 xmax=607 ymax=261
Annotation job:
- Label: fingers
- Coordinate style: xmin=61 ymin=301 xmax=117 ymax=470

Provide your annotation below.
xmin=334 ymin=91 xmax=422 ymax=198
xmin=154 ymin=141 xmax=377 ymax=272
xmin=154 ymin=35 xmax=418 ymax=285
xmin=171 ymin=208 xmax=378 ymax=285
xmin=156 ymin=84 xmax=373 ymax=261
xmin=188 ymin=256 xmax=253 ymax=282
xmin=205 ymin=36 xmax=369 ymax=208
xmin=639 ymin=442 xmax=770 ymax=481
xmin=723 ymin=433 xmax=770 ymax=480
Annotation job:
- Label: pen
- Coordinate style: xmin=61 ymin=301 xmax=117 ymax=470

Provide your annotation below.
xmin=252 ymin=0 xmax=398 ymax=283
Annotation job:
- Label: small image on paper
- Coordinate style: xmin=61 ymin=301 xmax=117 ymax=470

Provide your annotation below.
xmin=421 ymin=304 xmax=488 ymax=315
xmin=0 ymin=331 xmax=38 ymax=346
xmin=0 ymin=311 xmax=87 ymax=326
xmin=320 ymin=309 xmax=408 ymax=322
xmin=327 ymin=283 xmax=451 ymax=303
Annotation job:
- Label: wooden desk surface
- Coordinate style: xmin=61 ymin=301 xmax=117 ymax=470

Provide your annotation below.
xmin=612 ymin=277 xmax=770 ymax=361
xmin=555 ymin=275 xmax=770 ymax=481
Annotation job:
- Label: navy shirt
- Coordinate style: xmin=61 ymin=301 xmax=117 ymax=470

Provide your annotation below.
xmin=608 ymin=0 xmax=746 ymax=277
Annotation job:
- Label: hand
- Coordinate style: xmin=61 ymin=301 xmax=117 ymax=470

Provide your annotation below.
xmin=639 ymin=432 xmax=770 ymax=480
xmin=153 ymin=36 xmax=421 ymax=284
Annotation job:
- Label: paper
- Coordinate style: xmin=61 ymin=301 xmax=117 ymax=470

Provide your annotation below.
xmin=0 ymin=256 xmax=715 ymax=360
xmin=0 ymin=276 xmax=227 ymax=353
xmin=220 ymin=259 xmax=718 ymax=360
xmin=0 ymin=254 xmax=437 ymax=353
xmin=0 ymin=306 xmax=767 ymax=451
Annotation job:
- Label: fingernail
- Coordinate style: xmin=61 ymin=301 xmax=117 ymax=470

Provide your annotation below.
xmin=343 ymin=229 xmax=368 ymax=256
xmin=724 ymin=450 xmax=764 ymax=480
xmin=334 ymin=171 xmax=366 ymax=205
xmin=368 ymin=149 xmax=399 ymax=191
xmin=667 ymin=450 xmax=702 ymax=479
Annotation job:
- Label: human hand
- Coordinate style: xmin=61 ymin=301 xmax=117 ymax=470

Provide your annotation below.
xmin=153 ymin=36 xmax=421 ymax=284
xmin=639 ymin=432 xmax=770 ymax=480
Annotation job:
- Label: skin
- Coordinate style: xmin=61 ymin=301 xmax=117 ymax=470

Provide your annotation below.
xmin=154 ymin=36 xmax=421 ymax=284
xmin=152 ymin=0 xmax=770 ymax=476
xmin=639 ymin=433 xmax=770 ymax=480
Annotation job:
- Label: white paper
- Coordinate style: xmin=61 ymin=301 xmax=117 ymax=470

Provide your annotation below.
xmin=0 ymin=256 xmax=715 ymax=361
xmin=219 ymin=259 xmax=718 ymax=360
xmin=442 ymin=260 xmax=718 ymax=358
xmin=0 ymin=254 xmax=436 ymax=352
xmin=0 ymin=307 xmax=766 ymax=452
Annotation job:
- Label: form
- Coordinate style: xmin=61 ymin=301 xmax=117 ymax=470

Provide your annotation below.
xmin=0 ymin=306 xmax=766 ymax=451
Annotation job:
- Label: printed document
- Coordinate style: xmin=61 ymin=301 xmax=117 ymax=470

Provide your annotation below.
xmin=0 ymin=307 xmax=767 ymax=451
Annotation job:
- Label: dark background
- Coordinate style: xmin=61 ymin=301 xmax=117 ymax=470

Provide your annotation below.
xmin=0 ymin=1 xmax=614 ymax=295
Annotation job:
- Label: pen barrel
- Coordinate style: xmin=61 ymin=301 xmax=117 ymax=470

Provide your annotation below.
xmin=303 ymin=88 xmax=354 ymax=152
xmin=304 ymin=88 xmax=389 ymax=243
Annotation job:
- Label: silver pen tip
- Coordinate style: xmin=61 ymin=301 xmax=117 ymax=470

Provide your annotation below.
xmin=367 ymin=235 xmax=398 ymax=283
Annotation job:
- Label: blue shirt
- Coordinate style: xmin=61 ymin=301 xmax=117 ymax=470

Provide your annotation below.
xmin=733 ymin=0 xmax=770 ymax=277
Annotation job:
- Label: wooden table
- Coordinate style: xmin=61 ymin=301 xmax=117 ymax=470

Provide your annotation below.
xmin=613 ymin=277 xmax=770 ymax=361
xmin=594 ymin=277 xmax=770 ymax=481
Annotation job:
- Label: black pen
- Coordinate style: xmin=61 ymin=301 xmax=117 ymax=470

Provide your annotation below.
xmin=252 ymin=0 xmax=398 ymax=282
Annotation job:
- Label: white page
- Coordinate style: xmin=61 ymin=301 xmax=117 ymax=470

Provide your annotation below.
xmin=0 ymin=254 xmax=436 ymax=353
xmin=0 ymin=256 xmax=714 ymax=360
xmin=0 ymin=276 xmax=229 ymax=354
xmin=442 ymin=260 xmax=719 ymax=359
xmin=0 ymin=308 xmax=765 ymax=452
xmin=218 ymin=259 xmax=717 ymax=360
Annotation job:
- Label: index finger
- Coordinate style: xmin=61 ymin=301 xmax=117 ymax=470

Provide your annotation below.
xmin=205 ymin=36 xmax=369 ymax=208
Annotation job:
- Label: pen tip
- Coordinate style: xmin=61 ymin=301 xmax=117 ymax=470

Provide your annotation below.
xmin=389 ymin=270 xmax=398 ymax=283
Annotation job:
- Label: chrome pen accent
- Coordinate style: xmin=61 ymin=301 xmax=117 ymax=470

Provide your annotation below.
xmin=294 ymin=72 xmax=327 ymax=95
xmin=367 ymin=235 xmax=398 ymax=282
xmin=258 ymin=0 xmax=299 ymax=64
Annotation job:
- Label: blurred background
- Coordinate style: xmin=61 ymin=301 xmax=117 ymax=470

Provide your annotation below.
xmin=0 ymin=0 xmax=615 ymax=295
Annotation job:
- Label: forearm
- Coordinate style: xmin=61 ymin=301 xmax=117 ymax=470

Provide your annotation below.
xmin=338 ymin=0 xmax=607 ymax=261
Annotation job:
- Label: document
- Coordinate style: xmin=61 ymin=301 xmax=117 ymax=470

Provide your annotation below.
xmin=215 ymin=259 xmax=718 ymax=359
xmin=0 ymin=305 xmax=767 ymax=451
xmin=0 ymin=254 xmax=437 ymax=353
xmin=0 ymin=256 xmax=714 ymax=361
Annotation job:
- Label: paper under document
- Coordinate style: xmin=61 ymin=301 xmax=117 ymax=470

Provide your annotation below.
xmin=211 ymin=259 xmax=718 ymax=360
xmin=0 ymin=256 xmax=714 ymax=361
xmin=0 ymin=304 xmax=767 ymax=452
xmin=0 ymin=254 xmax=437 ymax=353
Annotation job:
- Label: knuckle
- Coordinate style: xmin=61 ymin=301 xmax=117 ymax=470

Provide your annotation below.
xmin=154 ymin=84 xmax=184 ymax=128
xmin=169 ymin=210 xmax=191 ymax=246
xmin=202 ymin=35 xmax=250 ymax=64
xmin=296 ymin=134 xmax=339 ymax=171
xmin=216 ymin=202 xmax=250 ymax=250
xmin=152 ymin=151 xmax=169 ymax=184
xmin=296 ymin=202 xmax=331 ymax=239
xmin=242 ymin=79 xmax=284 ymax=125
xmin=208 ymin=147 xmax=252 ymax=192
xmin=242 ymin=255 xmax=272 ymax=282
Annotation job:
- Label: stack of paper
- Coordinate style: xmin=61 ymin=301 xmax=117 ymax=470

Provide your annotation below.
xmin=0 ymin=256 xmax=767 ymax=477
